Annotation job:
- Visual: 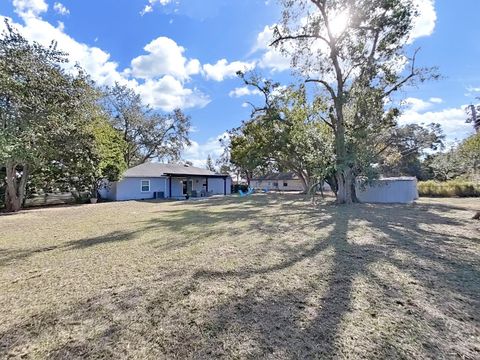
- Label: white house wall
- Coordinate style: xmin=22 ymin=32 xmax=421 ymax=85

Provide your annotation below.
xmin=251 ymin=179 xmax=304 ymax=191
xmin=207 ymin=177 xmax=231 ymax=195
xmin=106 ymin=176 xmax=232 ymax=201
xmin=115 ymin=177 xmax=168 ymax=201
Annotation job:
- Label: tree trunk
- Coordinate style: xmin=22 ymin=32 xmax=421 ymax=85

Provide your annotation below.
xmin=351 ymin=176 xmax=359 ymax=203
xmin=245 ymin=171 xmax=252 ymax=186
xmin=296 ymin=171 xmax=309 ymax=194
xmin=4 ymin=161 xmax=28 ymax=213
xmin=325 ymin=175 xmax=338 ymax=196
xmin=334 ymin=121 xmax=355 ymax=204
xmin=335 ymin=167 xmax=354 ymax=205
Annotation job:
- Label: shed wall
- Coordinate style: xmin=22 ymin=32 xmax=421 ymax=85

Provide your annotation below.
xmin=356 ymin=179 xmax=419 ymax=204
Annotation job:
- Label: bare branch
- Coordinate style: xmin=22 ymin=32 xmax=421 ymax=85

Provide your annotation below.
xmin=270 ymin=33 xmax=329 ymax=48
xmin=384 ymin=48 xmax=420 ymax=97
xmin=305 ymin=79 xmax=336 ymax=100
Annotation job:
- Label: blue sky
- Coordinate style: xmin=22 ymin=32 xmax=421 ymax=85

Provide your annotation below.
xmin=0 ymin=0 xmax=478 ymax=166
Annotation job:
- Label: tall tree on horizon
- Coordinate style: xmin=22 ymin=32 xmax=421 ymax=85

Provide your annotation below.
xmin=205 ymin=154 xmax=216 ymax=172
xmin=272 ymin=0 xmax=438 ymax=203
xmin=0 ymin=21 xmax=105 ymax=212
xmin=104 ymin=83 xmax=191 ymax=168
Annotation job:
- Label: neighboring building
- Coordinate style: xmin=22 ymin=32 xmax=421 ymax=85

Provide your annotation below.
xmin=100 ymin=163 xmax=232 ymax=201
xmin=250 ymin=172 xmax=304 ymax=192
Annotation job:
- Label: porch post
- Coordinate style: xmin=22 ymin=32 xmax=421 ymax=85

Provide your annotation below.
xmin=169 ymin=176 xmax=172 ymax=198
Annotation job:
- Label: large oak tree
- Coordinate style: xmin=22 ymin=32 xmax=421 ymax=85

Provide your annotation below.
xmin=272 ymin=0 xmax=437 ymax=203
xmin=104 ymin=83 xmax=191 ymax=167
xmin=0 ymin=21 xmax=109 ymax=212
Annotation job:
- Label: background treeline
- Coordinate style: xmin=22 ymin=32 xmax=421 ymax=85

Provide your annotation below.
xmin=219 ymin=73 xmax=479 ymax=198
xmin=417 ymin=132 xmax=480 ymax=196
xmin=0 ymin=21 xmax=191 ymax=212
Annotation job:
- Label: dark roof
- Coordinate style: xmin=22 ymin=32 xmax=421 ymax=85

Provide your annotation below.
xmin=252 ymin=172 xmax=299 ymax=181
xmin=123 ymin=163 xmax=228 ymax=178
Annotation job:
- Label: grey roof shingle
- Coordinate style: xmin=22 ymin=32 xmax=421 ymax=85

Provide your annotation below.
xmin=123 ymin=163 xmax=225 ymax=178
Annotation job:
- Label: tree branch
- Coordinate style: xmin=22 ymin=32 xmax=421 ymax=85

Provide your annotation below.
xmin=305 ymin=79 xmax=336 ymax=100
xmin=384 ymin=48 xmax=420 ymax=97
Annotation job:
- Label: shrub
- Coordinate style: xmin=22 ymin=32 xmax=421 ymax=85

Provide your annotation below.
xmin=418 ymin=180 xmax=480 ymax=197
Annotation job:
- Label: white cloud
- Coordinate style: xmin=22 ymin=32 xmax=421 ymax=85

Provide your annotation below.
xmin=140 ymin=5 xmax=153 ymax=15
xmin=136 ymin=76 xmax=210 ymax=112
xmin=0 ymin=15 xmax=125 ymax=87
xmin=12 ymin=0 xmax=48 ymax=17
xmin=56 ymin=20 xmax=64 ymax=31
xmin=464 ymin=86 xmax=480 ymax=98
xmin=53 ymin=2 xmax=69 ymax=16
xmin=141 ymin=0 xmax=172 ymax=15
xmin=183 ymin=132 xmax=228 ymax=168
xmin=253 ymin=1 xmax=436 ymax=72
xmin=229 ymin=86 xmax=261 ymax=98
xmin=399 ymin=98 xmax=473 ymax=141
xmin=403 ymin=97 xmax=434 ymax=112
xmin=203 ymin=59 xmax=256 ymax=82
xmin=130 ymin=36 xmax=201 ymax=80
xmin=429 ymin=97 xmax=443 ymax=104
xmin=253 ymin=25 xmax=291 ymax=72
xmin=408 ymin=0 xmax=436 ymax=43
xmin=0 ymin=8 xmax=209 ymax=112
xmin=258 ymin=48 xmax=291 ymax=72
xmin=467 ymin=86 xmax=480 ymax=93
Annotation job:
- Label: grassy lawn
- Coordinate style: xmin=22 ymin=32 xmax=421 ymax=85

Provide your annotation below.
xmin=1 ymin=194 xmax=479 ymax=359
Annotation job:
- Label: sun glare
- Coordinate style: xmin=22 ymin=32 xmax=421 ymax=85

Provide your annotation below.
xmin=330 ymin=10 xmax=349 ymax=37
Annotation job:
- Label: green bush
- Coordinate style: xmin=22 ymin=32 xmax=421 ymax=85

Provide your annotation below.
xmin=418 ymin=180 xmax=480 ymax=197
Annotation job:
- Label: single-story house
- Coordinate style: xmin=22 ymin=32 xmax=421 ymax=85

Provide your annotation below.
xmin=100 ymin=163 xmax=232 ymax=201
xmin=250 ymin=172 xmax=304 ymax=191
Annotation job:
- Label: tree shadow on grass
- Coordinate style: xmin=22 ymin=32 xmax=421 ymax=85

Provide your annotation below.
xmin=1 ymin=196 xmax=478 ymax=358
xmin=0 ymin=230 xmax=141 ymax=267
xmin=190 ymin=202 xmax=479 ymax=358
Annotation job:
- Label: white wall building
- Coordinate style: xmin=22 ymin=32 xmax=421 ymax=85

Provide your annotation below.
xmin=100 ymin=163 xmax=232 ymax=201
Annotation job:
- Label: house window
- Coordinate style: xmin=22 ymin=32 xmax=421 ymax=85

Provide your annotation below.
xmin=273 ymin=182 xmax=279 ymax=187
xmin=141 ymin=180 xmax=150 ymax=192
xmin=283 ymin=182 xmax=288 ymax=187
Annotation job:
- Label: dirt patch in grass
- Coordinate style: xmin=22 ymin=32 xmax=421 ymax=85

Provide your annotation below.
xmin=1 ymin=195 xmax=479 ymax=359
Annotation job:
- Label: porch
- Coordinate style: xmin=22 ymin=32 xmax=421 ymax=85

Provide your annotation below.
xmin=165 ymin=173 xmax=229 ymax=199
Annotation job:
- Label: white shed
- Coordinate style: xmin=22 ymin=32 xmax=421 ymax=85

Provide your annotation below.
xmin=355 ymin=177 xmax=419 ymax=204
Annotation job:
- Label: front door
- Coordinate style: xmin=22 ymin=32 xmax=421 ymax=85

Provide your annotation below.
xmin=182 ymin=180 xmax=193 ymax=195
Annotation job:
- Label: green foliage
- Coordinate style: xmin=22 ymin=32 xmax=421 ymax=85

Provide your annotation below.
xmin=428 ymin=149 xmax=466 ymax=181
xmin=459 ymin=132 xmax=480 ymax=172
xmin=104 ymin=83 xmax=191 ymax=167
xmin=0 ymin=20 xmax=104 ymax=211
xmin=228 ymin=79 xmax=335 ymax=191
xmin=418 ymin=180 xmax=480 ymax=198
xmin=205 ymin=154 xmax=216 ymax=172
xmin=91 ymin=116 xmax=127 ymax=182
xmin=274 ymin=0 xmax=438 ymax=203
xmin=378 ymin=123 xmax=445 ymax=178
xmin=423 ymin=133 xmax=480 ymax=182
xmin=0 ymin=21 xmax=131 ymax=210
xmin=0 ymin=166 xmax=4 ymax=208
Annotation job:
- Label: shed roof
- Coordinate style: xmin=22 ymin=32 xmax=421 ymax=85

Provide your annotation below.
xmin=123 ymin=163 xmax=227 ymax=178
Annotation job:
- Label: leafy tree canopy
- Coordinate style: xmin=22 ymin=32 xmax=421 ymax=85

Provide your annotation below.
xmin=104 ymin=83 xmax=191 ymax=167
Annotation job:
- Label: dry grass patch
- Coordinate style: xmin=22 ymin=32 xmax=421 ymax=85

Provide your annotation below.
xmin=0 ymin=194 xmax=479 ymax=359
